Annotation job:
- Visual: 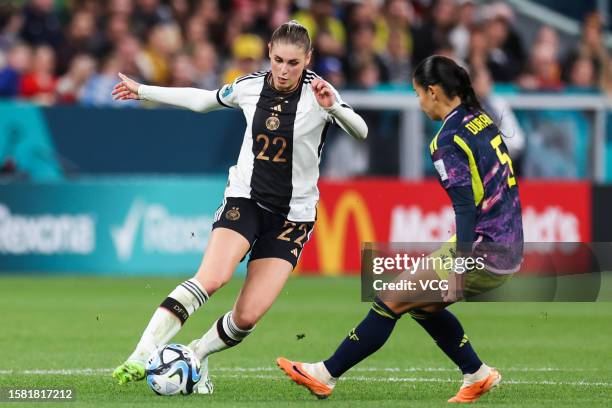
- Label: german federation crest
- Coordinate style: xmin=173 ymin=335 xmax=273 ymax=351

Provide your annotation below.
xmin=266 ymin=116 xmax=280 ymax=131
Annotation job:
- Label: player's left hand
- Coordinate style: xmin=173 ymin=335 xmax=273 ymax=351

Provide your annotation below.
xmin=112 ymin=72 xmax=141 ymax=101
xmin=311 ymin=78 xmax=336 ymax=108
xmin=442 ymin=272 xmax=464 ymax=303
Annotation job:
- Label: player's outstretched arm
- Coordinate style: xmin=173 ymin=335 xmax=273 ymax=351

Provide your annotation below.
xmin=311 ymin=78 xmax=368 ymax=140
xmin=111 ymin=72 xmax=223 ymax=113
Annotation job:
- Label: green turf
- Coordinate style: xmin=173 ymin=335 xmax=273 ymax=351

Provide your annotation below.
xmin=0 ymin=275 xmax=611 ymax=407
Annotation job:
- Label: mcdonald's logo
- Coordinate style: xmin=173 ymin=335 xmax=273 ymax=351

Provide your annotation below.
xmin=314 ymin=190 xmax=376 ymax=275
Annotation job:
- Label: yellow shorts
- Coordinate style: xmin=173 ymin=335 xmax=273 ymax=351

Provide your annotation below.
xmin=430 ymin=238 xmax=512 ymax=299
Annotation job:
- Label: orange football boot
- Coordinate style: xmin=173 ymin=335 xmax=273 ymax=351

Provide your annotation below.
xmin=448 ymin=367 xmax=501 ymax=403
xmin=276 ymin=357 xmax=333 ymax=399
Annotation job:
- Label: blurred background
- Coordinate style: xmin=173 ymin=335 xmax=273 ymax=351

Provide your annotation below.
xmin=0 ymin=0 xmax=611 ymax=276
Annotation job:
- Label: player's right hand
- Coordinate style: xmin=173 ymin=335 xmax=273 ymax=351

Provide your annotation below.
xmin=112 ymin=72 xmax=141 ymax=100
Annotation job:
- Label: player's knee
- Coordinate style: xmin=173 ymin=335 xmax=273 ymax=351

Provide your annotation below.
xmin=382 ymin=300 xmax=411 ymax=316
xmin=407 ymin=304 xmax=445 ymax=320
xmin=193 ymin=273 xmax=231 ymax=296
xmin=420 ymin=304 xmax=446 ymax=314
xmin=231 ymin=309 xmax=260 ymax=330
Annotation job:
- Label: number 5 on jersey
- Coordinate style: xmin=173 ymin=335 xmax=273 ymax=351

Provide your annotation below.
xmin=490 ymin=135 xmax=516 ymax=187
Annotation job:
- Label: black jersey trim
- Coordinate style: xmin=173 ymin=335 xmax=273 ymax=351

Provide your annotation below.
xmin=303 ymin=70 xmax=319 ymax=84
xmin=236 ymin=71 xmax=268 ymax=84
xmin=216 ymin=88 xmax=233 ymax=108
xmin=317 ymin=121 xmax=331 ymax=158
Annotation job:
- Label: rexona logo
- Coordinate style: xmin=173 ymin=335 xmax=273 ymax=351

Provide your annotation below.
xmin=389 ymin=205 xmax=581 ymax=242
xmin=0 ymin=204 xmax=95 ymax=254
xmin=111 ymin=200 xmax=212 ymax=261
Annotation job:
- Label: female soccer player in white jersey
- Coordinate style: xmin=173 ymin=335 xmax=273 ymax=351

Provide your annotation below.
xmin=110 ymin=21 xmax=368 ymax=392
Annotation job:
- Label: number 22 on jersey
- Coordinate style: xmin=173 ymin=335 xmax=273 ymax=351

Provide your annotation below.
xmin=256 ymin=134 xmax=287 ymax=163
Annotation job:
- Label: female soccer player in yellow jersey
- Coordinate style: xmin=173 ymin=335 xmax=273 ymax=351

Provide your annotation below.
xmin=110 ymin=21 xmax=368 ymax=393
xmin=278 ymin=55 xmax=523 ymax=404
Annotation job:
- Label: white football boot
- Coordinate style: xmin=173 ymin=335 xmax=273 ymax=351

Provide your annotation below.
xmin=188 ymin=339 xmax=214 ymax=395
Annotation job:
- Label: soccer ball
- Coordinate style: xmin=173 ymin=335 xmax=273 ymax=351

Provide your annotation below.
xmin=145 ymin=343 xmax=201 ymax=395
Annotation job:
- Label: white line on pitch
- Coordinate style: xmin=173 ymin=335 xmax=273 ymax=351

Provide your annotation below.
xmin=0 ymin=367 xmax=608 ymax=376
xmin=216 ymin=374 xmax=612 ymax=387
xmin=1 ymin=369 xmax=611 ymax=387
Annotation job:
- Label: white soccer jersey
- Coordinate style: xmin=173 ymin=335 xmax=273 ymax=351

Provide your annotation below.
xmin=216 ymin=70 xmax=349 ymax=222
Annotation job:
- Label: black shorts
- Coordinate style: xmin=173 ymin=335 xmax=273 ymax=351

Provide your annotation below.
xmin=212 ymin=197 xmax=314 ymax=269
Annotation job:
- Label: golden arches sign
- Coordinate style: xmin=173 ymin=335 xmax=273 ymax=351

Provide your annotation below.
xmin=314 ymin=190 xmax=376 ymax=275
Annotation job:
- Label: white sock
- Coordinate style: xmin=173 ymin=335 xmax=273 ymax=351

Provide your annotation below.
xmin=128 ymin=279 xmax=208 ymax=363
xmin=462 ymin=363 xmax=491 ymax=387
xmin=193 ymin=311 xmax=253 ymax=360
xmin=302 ymin=362 xmax=337 ymax=388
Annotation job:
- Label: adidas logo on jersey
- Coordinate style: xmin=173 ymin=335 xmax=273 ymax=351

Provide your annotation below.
xmin=291 ymin=248 xmax=298 ymax=257
xmin=271 ymin=104 xmax=282 ymax=112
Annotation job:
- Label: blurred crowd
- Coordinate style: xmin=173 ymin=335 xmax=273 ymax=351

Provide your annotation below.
xmin=0 ymin=0 xmax=610 ymax=106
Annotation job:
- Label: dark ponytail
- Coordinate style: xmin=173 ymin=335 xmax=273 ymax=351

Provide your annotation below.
xmin=413 ymin=55 xmax=483 ymax=113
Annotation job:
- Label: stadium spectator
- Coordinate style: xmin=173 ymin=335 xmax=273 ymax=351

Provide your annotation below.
xmin=169 ymin=52 xmax=196 ymax=87
xmin=536 ymin=25 xmax=560 ymax=51
xmin=317 ymin=56 xmax=344 ymax=89
xmin=56 ymin=9 xmax=101 ymax=75
xmin=293 ymin=0 xmax=346 ymax=60
xmin=169 ymin=0 xmax=191 ymax=27
xmin=107 ymin=0 xmax=134 ymax=18
xmin=449 ymin=0 xmax=477 ymax=63
xmin=132 ymin=0 xmax=174 ymax=39
xmin=231 ymin=0 xmax=270 ymax=39
xmin=355 ymin=60 xmax=381 ymax=91
xmin=472 ymin=67 xmax=525 ymax=166
xmin=345 ymin=0 xmax=386 ymax=53
xmin=184 ymin=15 xmax=209 ymax=51
xmin=193 ymin=0 xmax=224 ymax=45
xmin=517 ymin=26 xmax=563 ymax=91
xmin=222 ymin=33 xmax=264 ymax=84
xmin=81 ymin=54 xmax=134 ymax=107
xmin=467 ymin=25 xmax=488 ymax=72
xmin=518 ymin=41 xmax=563 ymax=91
xmin=564 ymin=12 xmax=611 ymax=94
xmin=20 ymin=45 xmax=57 ymax=105
xmin=434 ymin=39 xmax=461 ymax=65
xmin=56 ymin=53 xmax=97 ymax=104
xmin=192 ymin=41 xmax=219 ymax=90
xmin=139 ymin=23 xmax=182 ymax=85
xmin=0 ymin=8 xmax=23 ymax=54
xmin=0 ymin=42 xmax=31 ymax=97
xmin=481 ymin=2 xmax=525 ymax=82
xmin=344 ymin=22 xmax=389 ymax=86
xmin=567 ymin=57 xmax=598 ymax=91
xmin=114 ymin=34 xmax=146 ymax=80
xmin=380 ymin=0 xmax=414 ymax=61
xmin=0 ymin=0 xmax=609 ymax=103
xmin=98 ymin=13 xmax=131 ymax=57
xmin=266 ymin=2 xmax=292 ymax=42
xmin=19 ymin=0 xmax=62 ymax=49
xmin=412 ymin=0 xmax=457 ymax=67
xmin=381 ymin=29 xmax=412 ymax=85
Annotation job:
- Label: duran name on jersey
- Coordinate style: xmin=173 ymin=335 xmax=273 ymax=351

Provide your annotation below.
xmin=216 ymin=70 xmax=347 ymax=222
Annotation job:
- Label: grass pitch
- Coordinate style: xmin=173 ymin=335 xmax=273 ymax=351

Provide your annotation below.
xmin=0 ymin=275 xmax=611 ymax=407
